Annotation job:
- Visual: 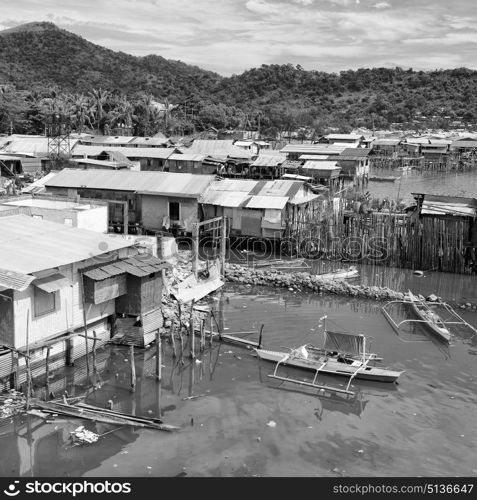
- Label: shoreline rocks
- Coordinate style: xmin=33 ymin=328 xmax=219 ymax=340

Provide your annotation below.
xmin=224 ymin=263 xmax=408 ymax=302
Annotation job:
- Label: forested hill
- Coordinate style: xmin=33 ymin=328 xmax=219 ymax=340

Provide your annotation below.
xmin=0 ymin=22 xmax=221 ymax=100
xmin=1 ymin=22 xmax=477 ymax=134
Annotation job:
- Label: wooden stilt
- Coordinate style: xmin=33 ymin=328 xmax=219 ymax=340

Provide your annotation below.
xmin=25 ymin=310 xmax=31 ymax=410
xmin=80 ymin=274 xmax=90 ymax=376
xmin=11 ymin=351 xmax=19 ymax=391
xmin=92 ymin=330 xmax=97 ymax=373
xmin=155 ymin=330 xmax=162 ymax=381
xmin=200 ymin=319 xmax=205 ymax=352
xmin=190 ymin=300 xmax=195 ymax=359
xmin=170 ymin=322 xmax=177 ymax=358
xmin=130 ymin=345 xmax=136 ymax=392
xmin=209 ymin=312 xmax=213 ymax=347
xmin=65 ymin=336 xmax=74 ymax=366
xmin=45 ymin=347 xmax=51 ymax=401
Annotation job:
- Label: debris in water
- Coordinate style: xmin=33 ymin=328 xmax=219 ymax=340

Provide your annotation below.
xmin=70 ymin=426 xmax=99 ymax=445
xmin=266 ymin=420 xmax=276 ymax=428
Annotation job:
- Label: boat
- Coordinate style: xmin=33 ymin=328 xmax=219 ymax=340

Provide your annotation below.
xmin=255 ymin=317 xmax=404 ymax=396
xmin=407 ymin=290 xmax=452 ymax=343
xmin=396 ymin=165 xmax=412 ymax=171
xmin=368 ymin=175 xmax=400 ymax=183
xmin=251 ymin=258 xmax=307 ymax=269
xmin=317 ymin=266 xmax=359 ymax=280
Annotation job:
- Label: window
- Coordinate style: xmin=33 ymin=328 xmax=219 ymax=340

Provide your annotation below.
xmin=34 ymin=288 xmax=56 ymax=317
xmin=64 ymin=218 xmax=73 ymax=226
xmin=169 ymin=201 xmax=180 ymax=220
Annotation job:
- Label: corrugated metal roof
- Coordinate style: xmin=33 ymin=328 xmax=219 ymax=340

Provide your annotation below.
xmin=1 ymin=135 xmax=79 ymax=156
xmin=245 ymin=196 xmax=288 ymax=210
xmin=325 ymin=134 xmax=364 ymax=140
xmin=303 ymin=161 xmax=340 ymax=170
xmin=288 ymin=193 xmax=321 ymax=205
xmin=372 ymin=139 xmax=401 ymax=146
xmin=451 ymin=140 xmax=477 ymax=148
xmin=0 ymin=267 xmax=35 ymax=291
xmin=129 ymin=137 xmax=169 ymax=146
xmin=70 ymin=158 xmax=127 ymax=169
xmin=281 ymin=144 xmax=347 ymax=155
xmin=0 ymin=215 xmax=134 ymax=274
xmin=200 ymin=190 xmax=251 ymax=208
xmin=83 ymin=254 xmax=170 ymax=280
xmin=210 ymin=179 xmax=258 ymax=192
xmin=250 ymin=155 xmax=284 ymax=168
xmin=339 ymin=148 xmax=371 ymax=158
xmin=33 ymin=273 xmax=72 ymax=292
xmin=168 ymin=153 xmax=206 ymax=162
xmin=21 ymin=172 xmax=57 ymax=194
xmin=45 ymin=169 xmax=215 ymax=198
xmin=81 ymin=135 xmax=136 ymax=145
xmin=186 ymin=140 xmax=252 ymax=159
xmin=72 ymin=145 xmax=177 ymax=159
xmin=254 ymin=180 xmax=303 ymax=198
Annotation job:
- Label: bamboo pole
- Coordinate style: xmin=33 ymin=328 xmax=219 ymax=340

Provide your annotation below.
xmin=200 ymin=319 xmax=205 ymax=352
xmin=221 ymin=215 xmax=227 ymax=276
xmin=130 ymin=345 xmax=136 ymax=392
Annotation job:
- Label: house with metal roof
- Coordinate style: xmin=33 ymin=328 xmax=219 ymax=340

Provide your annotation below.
xmin=200 ymin=179 xmax=322 ymax=239
xmin=336 ymin=148 xmax=371 ymax=187
xmin=281 ymin=143 xmax=347 ymax=160
xmin=0 ymin=215 xmax=171 ymax=387
xmin=44 ymin=169 xmax=216 ymax=235
xmin=71 ymin=145 xmax=178 ymax=171
xmin=321 ymin=134 xmax=366 ymax=147
xmin=164 ymin=153 xmax=219 ymax=175
xmin=185 ymin=140 xmax=253 ymax=160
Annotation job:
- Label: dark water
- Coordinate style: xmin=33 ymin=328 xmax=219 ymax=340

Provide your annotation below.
xmin=1 ymin=267 xmax=476 ymax=477
xmin=368 ymin=168 xmax=477 ymax=204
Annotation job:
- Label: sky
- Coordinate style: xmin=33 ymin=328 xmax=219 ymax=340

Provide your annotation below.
xmin=1 ymin=0 xmax=476 ymax=75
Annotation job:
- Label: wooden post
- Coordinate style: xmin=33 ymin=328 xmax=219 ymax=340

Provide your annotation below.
xmin=190 ymin=301 xmax=195 ymax=359
xmin=192 ymin=223 xmax=199 ymax=278
xmin=92 ymin=330 xmax=97 ymax=373
xmin=80 ymin=274 xmax=90 ymax=376
xmin=178 ymin=304 xmax=184 ymax=364
xmin=200 ymin=319 xmax=205 ymax=352
xmin=45 ymin=347 xmax=51 ymax=401
xmin=209 ymin=311 xmax=214 ymax=347
xmin=221 ymin=215 xmax=227 ymax=276
xmin=10 ymin=351 xmax=19 ymax=391
xmin=130 ymin=345 xmax=136 ymax=392
xmin=155 ymin=330 xmax=162 ymax=381
xmin=123 ymin=200 xmax=129 ymax=235
xmin=170 ymin=322 xmax=177 ymax=358
xmin=25 ymin=310 xmax=31 ymax=410
xmin=65 ymin=336 xmax=74 ymax=366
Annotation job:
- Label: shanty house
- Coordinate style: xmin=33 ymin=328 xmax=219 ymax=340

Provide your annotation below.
xmin=164 ymin=153 xmax=218 ymax=174
xmin=281 ymin=143 xmax=347 ymax=161
xmin=0 ymin=215 xmax=140 ymax=389
xmin=44 ymin=169 xmax=215 ymax=235
xmin=336 ymin=148 xmax=371 ymax=187
xmin=200 ymin=179 xmax=321 ymax=239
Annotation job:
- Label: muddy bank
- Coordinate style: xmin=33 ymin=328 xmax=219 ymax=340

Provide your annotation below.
xmin=225 ymin=263 xmax=410 ymax=302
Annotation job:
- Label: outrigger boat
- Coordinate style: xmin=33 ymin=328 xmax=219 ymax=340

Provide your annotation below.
xmin=316 ymin=266 xmax=359 ymax=280
xmin=382 ymin=290 xmax=477 ymax=344
xmin=254 ymin=316 xmax=404 ymax=396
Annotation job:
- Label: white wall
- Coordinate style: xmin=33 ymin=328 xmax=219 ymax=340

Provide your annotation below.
xmin=76 ymin=206 xmax=108 ymax=233
xmin=12 ymin=247 xmax=131 ymax=349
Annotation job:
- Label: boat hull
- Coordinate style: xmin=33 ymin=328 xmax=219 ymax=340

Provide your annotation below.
xmin=255 ymin=349 xmax=404 ymax=383
xmin=408 ymin=291 xmax=451 ymax=343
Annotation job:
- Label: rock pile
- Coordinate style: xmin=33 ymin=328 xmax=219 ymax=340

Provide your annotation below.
xmin=224 ymin=263 xmax=408 ymax=302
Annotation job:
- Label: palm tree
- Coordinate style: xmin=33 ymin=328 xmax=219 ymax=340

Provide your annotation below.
xmin=70 ymin=93 xmax=94 ymax=133
xmin=109 ymin=95 xmax=136 ymax=132
xmin=89 ymin=88 xmax=111 ymax=134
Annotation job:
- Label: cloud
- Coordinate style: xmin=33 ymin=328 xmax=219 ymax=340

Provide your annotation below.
xmin=1 ymin=0 xmax=476 ymax=75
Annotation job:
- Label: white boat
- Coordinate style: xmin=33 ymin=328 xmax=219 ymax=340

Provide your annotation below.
xmin=317 ymin=266 xmax=359 ymax=280
xmin=255 ymin=317 xmax=404 ymax=396
xmin=407 ymin=290 xmax=452 ymax=343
